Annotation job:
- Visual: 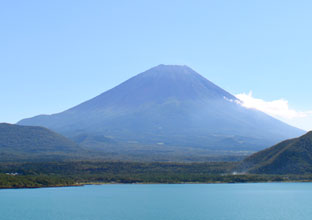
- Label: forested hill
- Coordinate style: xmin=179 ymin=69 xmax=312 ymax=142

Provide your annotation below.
xmin=0 ymin=123 xmax=81 ymax=161
xmin=238 ymin=131 xmax=312 ymax=174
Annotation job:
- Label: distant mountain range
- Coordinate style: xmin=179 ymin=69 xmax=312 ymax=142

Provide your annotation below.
xmin=239 ymin=131 xmax=312 ymax=174
xmin=18 ymin=65 xmax=304 ymax=153
xmin=0 ymin=123 xmax=81 ymax=161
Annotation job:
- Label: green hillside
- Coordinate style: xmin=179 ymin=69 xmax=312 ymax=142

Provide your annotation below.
xmin=0 ymin=123 xmax=81 ymax=161
xmin=238 ymin=131 xmax=312 ymax=174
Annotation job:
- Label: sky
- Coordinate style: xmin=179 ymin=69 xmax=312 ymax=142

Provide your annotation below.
xmin=1 ymin=0 xmax=312 ymax=130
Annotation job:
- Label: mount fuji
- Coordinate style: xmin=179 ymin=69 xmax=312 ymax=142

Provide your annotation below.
xmin=18 ymin=65 xmax=304 ymax=152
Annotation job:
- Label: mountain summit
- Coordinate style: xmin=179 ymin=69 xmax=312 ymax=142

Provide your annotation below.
xmin=70 ymin=64 xmax=237 ymax=110
xmin=18 ymin=65 xmax=304 ymax=152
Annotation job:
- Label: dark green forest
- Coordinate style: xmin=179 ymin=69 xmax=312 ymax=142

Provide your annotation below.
xmin=2 ymin=161 xmax=312 ymax=188
xmin=1 ymin=124 xmax=312 ymax=189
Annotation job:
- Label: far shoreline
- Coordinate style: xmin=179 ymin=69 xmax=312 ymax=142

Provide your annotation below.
xmin=2 ymin=179 xmax=312 ymax=190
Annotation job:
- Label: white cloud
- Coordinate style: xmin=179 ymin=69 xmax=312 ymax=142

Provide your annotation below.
xmin=235 ymin=91 xmax=312 ymax=120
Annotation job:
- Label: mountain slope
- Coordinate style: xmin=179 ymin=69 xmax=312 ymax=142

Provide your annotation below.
xmin=238 ymin=131 xmax=312 ymax=174
xmin=0 ymin=123 xmax=81 ymax=161
xmin=18 ymin=65 xmax=304 ymax=152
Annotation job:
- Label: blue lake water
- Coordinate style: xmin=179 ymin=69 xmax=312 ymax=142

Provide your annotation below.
xmin=1 ymin=183 xmax=312 ymax=220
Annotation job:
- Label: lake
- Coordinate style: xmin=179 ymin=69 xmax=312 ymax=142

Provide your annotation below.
xmin=1 ymin=183 xmax=312 ymax=220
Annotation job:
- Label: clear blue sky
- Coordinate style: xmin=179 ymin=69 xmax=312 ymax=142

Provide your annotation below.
xmin=1 ymin=0 xmax=312 ymax=130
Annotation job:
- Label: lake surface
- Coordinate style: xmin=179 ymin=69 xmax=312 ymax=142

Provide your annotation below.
xmin=1 ymin=183 xmax=312 ymax=220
